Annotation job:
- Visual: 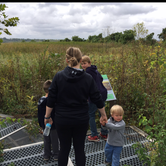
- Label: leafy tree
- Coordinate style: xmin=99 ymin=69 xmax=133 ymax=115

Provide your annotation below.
xmin=72 ymin=36 xmax=83 ymax=42
xmin=103 ymin=30 xmax=135 ymax=44
xmin=122 ymin=30 xmax=135 ymax=44
xmin=92 ymin=33 xmax=103 ymax=43
xmin=87 ymin=35 xmax=92 ymax=42
xmin=90 ymin=35 xmax=97 ymax=43
xmin=114 ymin=32 xmax=123 ymax=42
xmin=104 ymin=34 xmax=113 ymax=43
xmin=103 ymin=32 xmax=120 ymax=43
xmin=82 ymin=38 xmax=86 ymax=42
xmin=87 ymin=33 xmax=103 ymax=43
xmin=133 ymin=22 xmax=148 ymax=40
xmin=109 ymin=33 xmax=116 ymax=41
xmin=145 ymin=32 xmax=156 ymax=45
xmin=158 ymin=28 xmax=166 ymax=42
xmin=146 ymin=32 xmax=154 ymax=41
xmin=0 ymin=4 xmax=19 ymax=44
xmin=64 ymin=38 xmax=71 ymax=42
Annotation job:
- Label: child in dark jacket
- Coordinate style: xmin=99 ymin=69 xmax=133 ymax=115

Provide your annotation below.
xmin=38 ymin=80 xmax=59 ymax=161
xmin=81 ymin=55 xmax=108 ymax=142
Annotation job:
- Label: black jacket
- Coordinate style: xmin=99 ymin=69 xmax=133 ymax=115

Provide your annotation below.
xmin=38 ymin=96 xmax=56 ymax=130
xmin=46 ymin=66 xmax=104 ymax=125
xmin=86 ymin=65 xmax=107 ymax=102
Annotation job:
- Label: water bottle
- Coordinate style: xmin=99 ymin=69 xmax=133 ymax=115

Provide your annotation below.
xmin=43 ymin=123 xmax=51 ymax=136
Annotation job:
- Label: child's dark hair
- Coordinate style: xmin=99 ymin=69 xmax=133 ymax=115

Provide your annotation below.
xmin=43 ymin=80 xmax=52 ymax=93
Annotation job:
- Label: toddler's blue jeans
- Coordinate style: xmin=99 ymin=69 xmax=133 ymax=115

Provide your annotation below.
xmin=88 ymin=102 xmax=108 ymax=136
xmin=105 ymin=142 xmax=122 ymax=166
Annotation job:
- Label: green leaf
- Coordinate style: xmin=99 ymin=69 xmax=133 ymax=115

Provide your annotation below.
xmin=148 ymin=119 xmax=153 ymax=125
xmin=6 ymin=117 xmax=11 ymax=120
xmin=159 ymin=60 xmax=164 ymax=65
xmin=7 ymin=120 xmax=12 ymax=124
xmin=163 ymin=63 xmax=166 ymax=68
xmin=143 ymin=121 xmax=147 ymax=125
xmin=145 ymin=125 xmax=151 ymax=132
xmin=17 ymin=118 xmax=21 ymax=123
xmin=0 ymin=4 xmax=7 ymax=11
xmin=12 ymin=118 xmax=16 ymax=122
xmin=3 ymin=28 xmax=12 ymax=35
xmin=139 ymin=119 xmax=142 ymax=126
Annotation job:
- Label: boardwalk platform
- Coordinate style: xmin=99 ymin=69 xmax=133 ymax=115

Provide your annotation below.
xmin=0 ymin=117 xmax=150 ymax=166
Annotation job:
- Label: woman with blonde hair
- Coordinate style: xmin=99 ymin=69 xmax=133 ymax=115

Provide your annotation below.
xmin=44 ymin=47 xmax=107 ymax=166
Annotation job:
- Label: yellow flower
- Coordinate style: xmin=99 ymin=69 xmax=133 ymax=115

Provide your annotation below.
xmin=150 ymin=53 xmax=155 ymax=56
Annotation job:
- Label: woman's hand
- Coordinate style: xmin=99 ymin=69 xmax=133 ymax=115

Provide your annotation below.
xmin=44 ymin=106 xmax=54 ymax=125
xmin=100 ymin=115 xmax=108 ymax=126
xmin=44 ymin=117 xmax=53 ymax=126
xmin=98 ymin=107 xmax=108 ymax=126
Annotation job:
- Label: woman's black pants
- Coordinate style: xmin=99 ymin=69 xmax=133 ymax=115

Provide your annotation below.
xmin=55 ymin=122 xmax=89 ymax=166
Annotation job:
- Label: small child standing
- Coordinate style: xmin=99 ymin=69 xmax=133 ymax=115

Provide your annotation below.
xmin=101 ymin=105 xmax=125 ymax=166
xmin=81 ymin=55 xmax=108 ymax=141
xmin=38 ymin=80 xmax=59 ymax=161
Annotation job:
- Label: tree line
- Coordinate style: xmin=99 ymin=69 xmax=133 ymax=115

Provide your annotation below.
xmin=60 ymin=23 xmax=166 ymax=46
xmin=1 ymin=4 xmax=166 ymax=46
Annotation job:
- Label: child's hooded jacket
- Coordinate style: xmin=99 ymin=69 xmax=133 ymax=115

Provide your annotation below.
xmin=38 ymin=96 xmax=56 ymax=130
xmin=86 ymin=65 xmax=107 ymax=102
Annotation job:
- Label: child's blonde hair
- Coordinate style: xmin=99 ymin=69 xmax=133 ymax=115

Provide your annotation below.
xmin=82 ymin=55 xmax=91 ymax=63
xmin=43 ymin=80 xmax=52 ymax=93
xmin=66 ymin=47 xmax=82 ymax=67
xmin=110 ymin=105 xmax=124 ymax=116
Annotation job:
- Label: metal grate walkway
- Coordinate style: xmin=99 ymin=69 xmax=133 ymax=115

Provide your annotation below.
xmin=0 ymin=121 xmax=24 ymax=138
xmin=0 ymin=125 xmax=150 ymax=166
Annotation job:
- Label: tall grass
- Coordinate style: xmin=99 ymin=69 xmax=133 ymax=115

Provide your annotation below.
xmin=0 ymin=41 xmax=166 ymax=165
xmin=0 ymin=41 xmax=166 ymax=125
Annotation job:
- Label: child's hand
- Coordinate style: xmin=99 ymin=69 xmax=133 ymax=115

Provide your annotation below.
xmin=100 ymin=117 xmax=107 ymax=126
xmin=101 ymin=121 xmax=106 ymax=126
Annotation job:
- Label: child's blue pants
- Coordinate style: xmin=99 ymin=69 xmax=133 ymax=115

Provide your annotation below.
xmin=105 ymin=142 xmax=122 ymax=166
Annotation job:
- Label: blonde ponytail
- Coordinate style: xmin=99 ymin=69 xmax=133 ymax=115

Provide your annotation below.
xmin=66 ymin=47 xmax=82 ymax=67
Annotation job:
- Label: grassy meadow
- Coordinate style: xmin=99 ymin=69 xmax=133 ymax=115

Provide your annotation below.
xmin=1 ymin=41 xmax=166 ymax=165
xmin=0 ymin=41 xmax=166 ymax=125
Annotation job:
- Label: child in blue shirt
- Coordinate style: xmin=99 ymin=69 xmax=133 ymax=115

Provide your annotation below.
xmin=38 ymin=80 xmax=59 ymax=161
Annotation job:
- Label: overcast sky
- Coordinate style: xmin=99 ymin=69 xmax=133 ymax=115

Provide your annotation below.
xmin=1 ymin=2 xmax=166 ymax=40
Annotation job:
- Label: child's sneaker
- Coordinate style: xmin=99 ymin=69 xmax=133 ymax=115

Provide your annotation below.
xmin=53 ymin=155 xmax=58 ymax=161
xmin=100 ymin=132 xmax=108 ymax=141
xmin=105 ymin=160 xmax=112 ymax=165
xmin=88 ymin=135 xmax=100 ymax=142
xmin=43 ymin=156 xmax=50 ymax=161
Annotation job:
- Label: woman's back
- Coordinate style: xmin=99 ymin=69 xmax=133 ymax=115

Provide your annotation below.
xmin=47 ymin=66 xmax=104 ymax=125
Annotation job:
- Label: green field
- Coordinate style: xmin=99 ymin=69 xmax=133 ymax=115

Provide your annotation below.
xmin=0 ymin=41 xmax=165 ymax=122
xmin=0 ymin=41 xmax=166 ymax=165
